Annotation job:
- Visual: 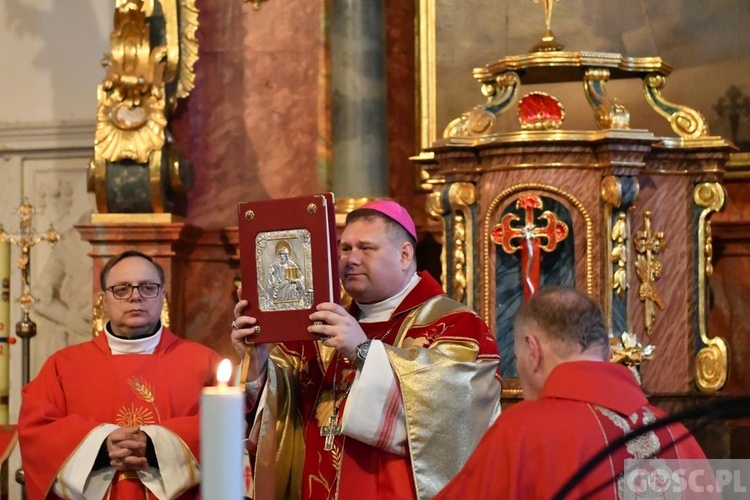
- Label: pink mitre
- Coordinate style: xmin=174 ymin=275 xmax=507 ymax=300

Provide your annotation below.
xmin=357 ymin=199 xmax=417 ymax=240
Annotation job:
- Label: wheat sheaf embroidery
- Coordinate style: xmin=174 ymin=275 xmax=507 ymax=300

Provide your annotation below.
xmin=117 ymin=377 xmax=161 ymax=426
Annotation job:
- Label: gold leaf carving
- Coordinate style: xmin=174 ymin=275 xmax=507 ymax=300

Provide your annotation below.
xmin=95 ymin=84 xmax=167 ymax=164
xmin=177 ymin=0 xmax=200 ymax=100
xmin=633 ymin=211 xmax=666 ymax=335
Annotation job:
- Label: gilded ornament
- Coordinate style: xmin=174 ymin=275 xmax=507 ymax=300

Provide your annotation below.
xmin=695 ymin=339 xmax=728 ymax=394
xmin=447 ymin=183 xmax=476 ymax=308
xmin=584 ymin=68 xmax=630 ymax=129
xmin=611 ymin=213 xmax=628 ymax=300
xmin=426 ymin=191 xmax=449 ymax=290
xmin=451 ymin=214 xmax=467 ymax=304
xmin=610 ymin=331 xmax=655 ymax=385
xmin=93 ymin=0 xmax=200 ymax=212
xmin=644 ymin=74 xmax=708 ymax=139
xmin=633 ymin=211 xmax=666 ymax=336
xmin=175 ymin=0 xmax=200 ymax=100
xmin=307 ymin=203 xmax=318 ymax=215
xmin=600 ymin=176 xmax=622 ymax=207
xmin=443 ymin=72 xmax=520 ymax=138
xmin=95 ymin=1 xmax=170 ymax=164
xmin=693 ymin=182 xmax=728 ymax=393
xmin=531 ymin=0 xmax=563 ymax=52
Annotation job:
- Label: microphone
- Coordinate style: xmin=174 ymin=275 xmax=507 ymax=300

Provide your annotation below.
xmin=553 ymin=395 xmax=750 ymax=500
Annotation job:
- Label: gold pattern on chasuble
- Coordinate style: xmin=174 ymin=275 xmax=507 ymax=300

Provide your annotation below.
xmin=401 ymin=321 xmax=451 ymax=349
xmin=116 ymin=377 xmax=162 ymax=427
xmin=595 ymin=406 xmax=660 ymax=459
xmin=307 ymin=446 xmax=343 ymax=497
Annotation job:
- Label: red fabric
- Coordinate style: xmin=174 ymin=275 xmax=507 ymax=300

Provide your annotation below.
xmin=436 ymin=361 xmax=709 ymax=500
xmin=278 ymin=272 xmax=499 ymax=499
xmin=18 ymin=328 xmax=221 ymax=500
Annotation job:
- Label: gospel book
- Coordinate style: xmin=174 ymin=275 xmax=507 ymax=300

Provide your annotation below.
xmin=237 ymin=193 xmax=340 ymax=343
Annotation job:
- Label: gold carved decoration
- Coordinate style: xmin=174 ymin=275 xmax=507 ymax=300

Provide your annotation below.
xmin=426 ymin=191 xmax=449 ymax=299
xmin=443 ymin=72 xmax=521 ymax=138
xmin=584 ymin=68 xmax=630 ymax=129
xmin=643 ymin=74 xmax=709 ymax=139
xmin=610 ymin=331 xmax=655 ymax=385
xmin=693 ymin=182 xmax=728 ymax=393
xmin=175 ymin=0 xmax=200 ymax=100
xmin=601 ymin=175 xmax=622 ymax=327
xmin=448 ymin=183 xmax=476 ymax=309
xmin=96 ymin=1 xmax=167 ymax=164
xmin=633 ymin=211 xmax=666 ymax=336
xmin=482 ymin=184 xmax=593 ymax=323
xmin=95 ymin=0 xmax=199 ymax=165
xmin=611 ymin=213 xmax=628 ymax=299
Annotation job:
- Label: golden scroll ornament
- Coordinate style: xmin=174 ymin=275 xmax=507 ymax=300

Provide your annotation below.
xmin=693 ymin=182 xmax=728 ymax=393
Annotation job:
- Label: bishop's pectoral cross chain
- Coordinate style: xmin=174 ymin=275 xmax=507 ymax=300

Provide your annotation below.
xmin=319 ymin=321 xmax=398 ymax=451
xmin=320 ymin=353 xmax=352 ymax=451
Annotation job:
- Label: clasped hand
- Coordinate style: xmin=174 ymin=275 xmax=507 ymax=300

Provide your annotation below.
xmin=107 ymin=426 xmax=149 ymax=471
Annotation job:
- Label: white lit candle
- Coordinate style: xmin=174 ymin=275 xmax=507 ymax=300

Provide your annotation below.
xmin=201 ymin=358 xmax=245 ymax=499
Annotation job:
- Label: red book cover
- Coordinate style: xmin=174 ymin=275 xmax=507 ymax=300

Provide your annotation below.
xmin=237 ymin=193 xmax=340 ymax=343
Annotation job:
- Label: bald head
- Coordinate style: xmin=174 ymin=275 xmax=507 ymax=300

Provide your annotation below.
xmin=514 ymin=287 xmax=609 ymax=361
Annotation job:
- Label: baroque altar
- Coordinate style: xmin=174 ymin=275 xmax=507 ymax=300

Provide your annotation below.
xmin=415 ymin=6 xmax=734 ymax=401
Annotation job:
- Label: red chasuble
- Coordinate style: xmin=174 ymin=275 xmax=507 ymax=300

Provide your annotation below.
xmin=259 ymin=272 xmax=500 ymax=499
xmin=437 ymin=361 xmax=709 ymax=500
xmin=19 ymin=328 xmax=221 ymax=500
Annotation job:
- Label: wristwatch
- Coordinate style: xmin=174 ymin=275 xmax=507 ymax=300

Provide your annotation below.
xmin=355 ymin=340 xmax=372 ymax=364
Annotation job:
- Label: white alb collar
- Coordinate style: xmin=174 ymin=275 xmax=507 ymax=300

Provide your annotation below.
xmin=105 ymin=322 xmax=163 ymax=355
xmin=357 ymin=273 xmax=420 ymax=323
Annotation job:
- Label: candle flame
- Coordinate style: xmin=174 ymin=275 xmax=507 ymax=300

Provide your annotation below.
xmin=216 ymin=359 xmax=232 ymax=384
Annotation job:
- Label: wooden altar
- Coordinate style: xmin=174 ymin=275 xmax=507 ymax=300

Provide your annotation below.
xmin=416 ymin=47 xmax=735 ymax=402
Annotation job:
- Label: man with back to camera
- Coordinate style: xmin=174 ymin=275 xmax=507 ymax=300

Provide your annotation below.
xmin=19 ymin=250 xmax=221 ymax=499
xmin=231 ymin=199 xmax=502 ymax=499
xmin=436 ymin=286 xmax=709 ymax=499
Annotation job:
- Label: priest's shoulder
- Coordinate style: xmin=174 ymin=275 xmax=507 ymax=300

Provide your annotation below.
xmin=160 ymin=328 xmax=222 ymax=359
xmin=497 ymin=397 xmax=589 ymax=429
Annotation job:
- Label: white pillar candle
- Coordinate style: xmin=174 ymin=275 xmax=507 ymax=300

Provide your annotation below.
xmin=201 ymin=359 xmax=245 ymax=499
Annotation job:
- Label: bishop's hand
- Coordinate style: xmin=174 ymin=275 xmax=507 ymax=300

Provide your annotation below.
xmin=309 ymin=302 xmax=367 ymax=361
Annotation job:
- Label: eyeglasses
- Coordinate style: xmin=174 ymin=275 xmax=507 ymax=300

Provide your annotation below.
xmin=105 ymin=282 xmax=162 ymax=300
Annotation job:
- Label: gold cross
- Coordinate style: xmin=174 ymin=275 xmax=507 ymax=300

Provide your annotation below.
xmin=320 ymin=414 xmax=342 ymax=451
